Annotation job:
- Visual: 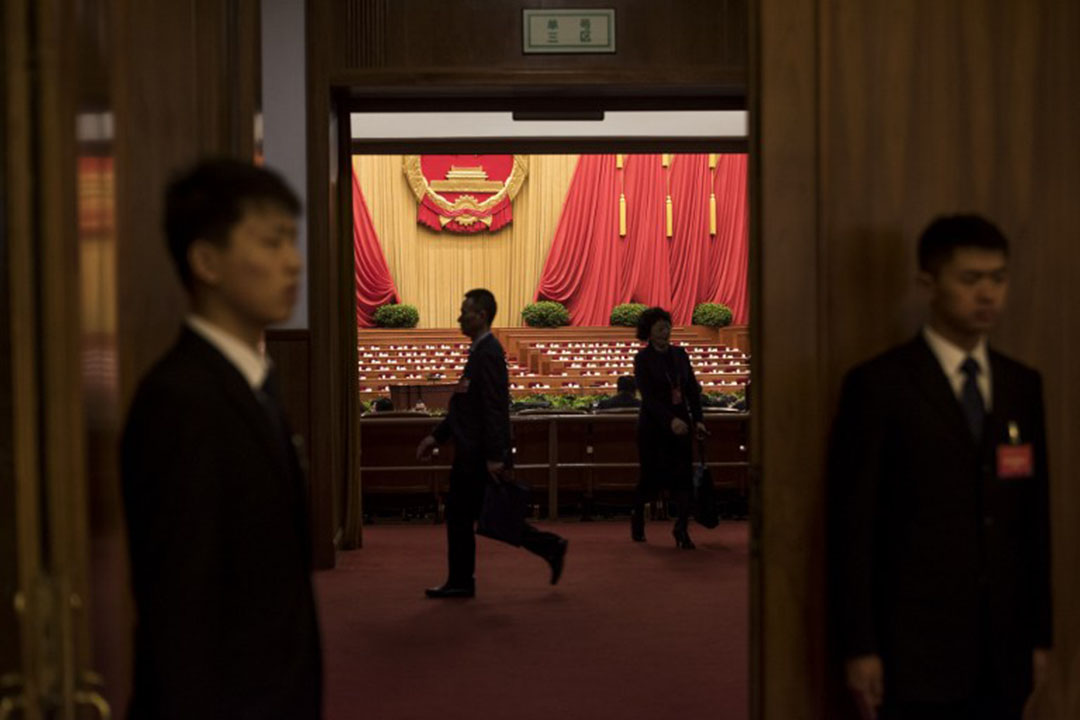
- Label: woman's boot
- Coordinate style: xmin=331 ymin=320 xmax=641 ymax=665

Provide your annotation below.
xmin=672 ymin=491 xmax=695 ymax=549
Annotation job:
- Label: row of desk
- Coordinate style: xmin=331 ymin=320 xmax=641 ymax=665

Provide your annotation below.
xmin=358 ymin=411 xmax=750 ymax=520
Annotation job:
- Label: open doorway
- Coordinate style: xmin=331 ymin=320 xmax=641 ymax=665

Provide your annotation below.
xmin=314 ymin=107 xmax=754 ymax=720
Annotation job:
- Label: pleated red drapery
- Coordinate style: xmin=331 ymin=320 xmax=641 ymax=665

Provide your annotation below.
xmin=535 ymin=153 xmax=748 ymax=325
xmin=532 ymin=155 xmax=621 ymax=326
xmin=352 ymin=170 xmax=399 ymax=327
xmin=699 ymin=154 xmax=749 ymax=324
xmin=619 ymin=154 xmax=672 ymax=310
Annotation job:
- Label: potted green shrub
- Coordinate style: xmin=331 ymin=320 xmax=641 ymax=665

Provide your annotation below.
xmin=692 ymin=302 xmax=734 ymax=328
xmin=521 ymin=301 xmax=570 ymax=327
xmin=373 ymin=303 xmax=420 ymax=328
xmin=609 ymin=302 xmax=647 ymax=327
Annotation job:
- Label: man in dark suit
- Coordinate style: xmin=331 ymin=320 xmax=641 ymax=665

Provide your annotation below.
xmin=596 ymin=375 xmax=641 ymax=410
xmin=122 ymin=159 xmax=321 ymax=719
xmin=416 ymin=288 xmax=568 ymax=598
xmin=830 ymin=215 xmax=1051 ymax=720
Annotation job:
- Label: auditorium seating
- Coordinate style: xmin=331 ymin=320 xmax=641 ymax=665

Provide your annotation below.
xmin=356 ymin=326 xmax=751 ymax=403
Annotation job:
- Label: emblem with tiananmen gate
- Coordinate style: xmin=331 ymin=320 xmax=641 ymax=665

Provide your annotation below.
xmin=403 ymin=155 xmax=528 ymax=234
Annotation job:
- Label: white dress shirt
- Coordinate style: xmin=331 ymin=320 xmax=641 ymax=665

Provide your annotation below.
xmin=922 ymin=325 xmax=992 ymax=411
xmin=186 ymin=314 xmax=270 ymax=390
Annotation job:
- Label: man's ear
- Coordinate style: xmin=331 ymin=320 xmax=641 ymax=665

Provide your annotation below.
xmin=188 ymin=239 xmax=222 ymax=287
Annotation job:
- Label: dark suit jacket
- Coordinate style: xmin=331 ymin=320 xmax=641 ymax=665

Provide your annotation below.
xmin=830 ymin=335 xmax=1051 ymax=704
xmin=634 ymin=343 xmax=703 ymax=433
xmin=432 ymin=333 xmax=511 ymax=464
xmin=122 ymin=328 xmax=322 ymax=719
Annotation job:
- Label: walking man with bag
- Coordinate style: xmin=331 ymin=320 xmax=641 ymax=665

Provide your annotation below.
xmin=416 ymin=288 xmax=568 ymax=598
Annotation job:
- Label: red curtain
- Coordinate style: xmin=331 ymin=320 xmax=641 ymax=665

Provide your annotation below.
xmin=699 ymin=154 xmax=748 ymax=323
xmin=532 ymin=155 xmax=621 ymax=325
xmin=620 ymin=154 xmax=672 ymax=309
xmin=535 ymin=153 xmax=748 ymax=325
xmin=353 ymin=170 xmax=399 ymax=328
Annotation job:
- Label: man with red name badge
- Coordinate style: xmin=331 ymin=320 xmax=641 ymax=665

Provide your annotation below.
xmin=829 ymin=215 xmax=1051 ymax=720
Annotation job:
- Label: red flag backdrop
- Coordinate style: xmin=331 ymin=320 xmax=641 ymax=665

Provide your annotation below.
xmin=535 ymin=154 xmax=748 ymax=325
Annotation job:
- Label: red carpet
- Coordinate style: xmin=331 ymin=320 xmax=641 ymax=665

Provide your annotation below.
xmin=314 ymin=520 xmax=748 ymax=720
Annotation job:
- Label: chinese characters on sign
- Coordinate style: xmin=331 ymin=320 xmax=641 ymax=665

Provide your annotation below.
xmin=523 ymin=10 xmax=615 ymax=54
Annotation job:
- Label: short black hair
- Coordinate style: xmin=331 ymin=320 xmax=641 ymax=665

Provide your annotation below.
xmin=917 ymin=214 xmax=1009 ymax=276
xmin=616 ymin=375 xmax=637 ymax=394
xmin=372 ymin=397 xmax=394 ymax=412
xmin=164 ymin=158 xmax=301 ymax=289
xmin=464 ymin=288 xmax=497 ymax=325
xmin=636 ymin=306 xmax=672 ymax=341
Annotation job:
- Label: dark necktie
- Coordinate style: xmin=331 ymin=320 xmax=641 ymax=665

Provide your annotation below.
xmin=256 ymin=368 xmax=291 ymax=449
xmin=959 ymin=357 xmax=985 ymax=440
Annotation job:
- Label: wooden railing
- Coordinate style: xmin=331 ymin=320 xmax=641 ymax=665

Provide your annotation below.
xmin=357 ymin=410 xmax=750 ymax=521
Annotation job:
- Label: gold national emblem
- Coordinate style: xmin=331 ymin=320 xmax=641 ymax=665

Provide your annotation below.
xmin=403 ymin=155 xmax=528 ymax=234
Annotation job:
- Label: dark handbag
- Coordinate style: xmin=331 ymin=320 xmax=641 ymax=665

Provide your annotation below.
xmin=693 ymin=438 xmax=720 ymax=529
xmin=476 ymin=469 xmax=530 ymax=546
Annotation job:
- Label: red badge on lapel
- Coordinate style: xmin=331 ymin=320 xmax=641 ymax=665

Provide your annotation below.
xmin=997 ymin=445 xmax=1033 ymax=478
xmin=997 ymin=420 xmax=1033 ymax=478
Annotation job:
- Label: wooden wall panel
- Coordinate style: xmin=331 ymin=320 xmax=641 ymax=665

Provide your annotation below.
xmin=266 ymin=330 xmax=312 ymax=479
xmin=307 ymin=0 xmax=343 ymax=566
xmin=0 ymin=0 xmax=21 ymax=688
xmin=757 ymin=0 xmax=1080 ymax=717
xmin=336 ymin=0 xmax=747 ymax=90
xmin=114 ymin=0 xmax=261 ymax=407
xmin=752 ymin=0 xmax=826 ymax=715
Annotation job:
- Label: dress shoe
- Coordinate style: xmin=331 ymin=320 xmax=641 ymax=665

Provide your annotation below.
xmin=424 ymin=582 xmax=475 ymax=599
xmin=672 ymin=527 xmax=696 ymax=550
xmin=547 ymin=538 xmax=569 ymax=585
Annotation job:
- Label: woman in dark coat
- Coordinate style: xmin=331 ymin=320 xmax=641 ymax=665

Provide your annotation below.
xmin=632 ymin=307 xmax=708 ymax=548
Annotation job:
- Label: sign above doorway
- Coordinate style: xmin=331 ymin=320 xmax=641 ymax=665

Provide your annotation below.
xmin=523 ymin=9 xmax=616 ymax=54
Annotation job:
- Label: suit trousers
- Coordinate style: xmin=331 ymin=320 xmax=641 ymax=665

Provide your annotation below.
xmin=445 ymin=456 xmax=562 ymax=585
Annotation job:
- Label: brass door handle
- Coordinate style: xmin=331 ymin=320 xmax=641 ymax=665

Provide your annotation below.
xmin=73 ymin=689 xmax=111 ymax=720
xmin=74 ymin=672 xmax=111 ymax=719
xmin=0 ymin=673 xmax=25 ymax=720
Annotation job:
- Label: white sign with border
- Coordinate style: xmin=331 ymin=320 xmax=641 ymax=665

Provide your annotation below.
xmin=523 ymin=9 xmax=615 ymax=54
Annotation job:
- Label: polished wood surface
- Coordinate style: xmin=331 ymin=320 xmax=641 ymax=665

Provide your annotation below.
xmin=306 ymin=0 xmax=346 ymax=564
xmin=114 ymin=0 xmax=262 ymax=407
xmin=1 ymin=2 xmax=42 ymax=711
xmin=756 ymin=0 xmax=1080 ymax=717
xmin=266 ymin=328 xmax=313 ymax=474
xmin=336 ymin=0 xmax=746 ymax=92
xmin=753 ymin=0 xmax=824 ymax=716
xmin=357 ymin=412 xmax=749 ymax=522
